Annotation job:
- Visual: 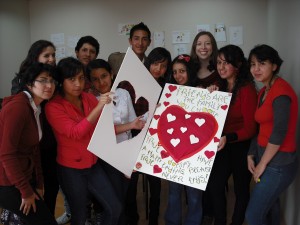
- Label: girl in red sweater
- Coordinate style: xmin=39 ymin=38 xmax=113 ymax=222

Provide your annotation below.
xmin=45 ymin=57 xmax=121 ymax=225
xmin=0 ymin=63 xmax=57 ymax=225
xmin=207 ymin=45 xmax=258 ymax=225
xmin=246 ymin=45 xmax=298 ymax=225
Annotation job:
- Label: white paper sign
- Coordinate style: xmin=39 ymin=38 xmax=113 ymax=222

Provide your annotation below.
xmin=135 ymin=84 xmax=232 ymax=190
xmin=229 ymin=26 xmax=244 ymax=46
xmin=215 ymin=23 xmax=227 ymax=42
xmin=88 ymin=47 xmax=162 ymax=177
xmin=172 ymin=30 xmax=190 ymax=44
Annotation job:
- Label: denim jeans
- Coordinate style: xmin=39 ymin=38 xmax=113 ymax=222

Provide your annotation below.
xmin=57 ymin=160 xmax=122 ymax=225
xmin=0 ymin=185 xmax=57 ymax=225
xmin=165 ymin=181 xmax=203 ymax=225
xmin=246 ymin=159 xmax=298 ymax=225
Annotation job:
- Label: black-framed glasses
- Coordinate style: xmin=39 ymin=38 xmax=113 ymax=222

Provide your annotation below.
xmin=34 ymin=79 xmax=58 ymax=86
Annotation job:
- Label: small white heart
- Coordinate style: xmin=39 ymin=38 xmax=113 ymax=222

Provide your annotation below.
xmin=180 ymin=127 xmax=187 ymax=133
xmin=185 ymin=114 xmax=191 ymax=119
xmin=195 ymin=118 xmax=205 ymax=127
xmin=167 ymin=113 xmax=176 ymax=122
xmin=190 ymin=135 xmax=199 ymax=144
xmin=167 ymin=128 xmax=174 ymax=134
xmin=170 ymin=138 xmax=180 ymax=147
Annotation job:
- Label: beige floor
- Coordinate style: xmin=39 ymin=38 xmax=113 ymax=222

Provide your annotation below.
xmin=54 ymin=176 xmax=247 ymax=225
xmin=1 ymin=176 xmax=285 ymax=225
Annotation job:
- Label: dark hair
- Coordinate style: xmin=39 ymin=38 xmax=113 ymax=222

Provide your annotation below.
xmin=11 ymin=40 xmax=56 ymax=94
xmin=86 ymin=59 xmax=112 ymax=81
xmin=144 ymin=47 xmax=172 ymax=82
xmin=56 ymin=57 xmax=85 ymax=93
xmin=190 ymin=31 xmax=218 ymax=72
xmin=129 ymin=22 xmax=151 ymax=40
xmin=248 ymin=44 xmax=283 ymax=75
xmin=218 ymin=45 xmax=255 ymax=103
xmin=75 ymin=36 xmax=100 ymax=57
xmin=19 ymin=40 xmax=56 ymax=74
xmin=17 ymin=62 xmax=57 ymax=94
xmin=170 ymin=54 xmax=196 ymax=86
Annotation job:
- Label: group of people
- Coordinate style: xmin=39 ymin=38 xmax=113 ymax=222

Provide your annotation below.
xmin=0 ymin=21 xmax=298 ymax=225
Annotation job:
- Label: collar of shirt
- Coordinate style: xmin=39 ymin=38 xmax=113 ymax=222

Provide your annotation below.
xmin=23 ymin=91 xmax=42 ymax=140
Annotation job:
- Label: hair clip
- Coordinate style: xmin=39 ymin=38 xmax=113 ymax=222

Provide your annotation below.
xmin=178 ymin=55 xmax=190 ymax=62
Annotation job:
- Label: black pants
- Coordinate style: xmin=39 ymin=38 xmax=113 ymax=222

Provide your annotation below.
xmin=125 ymin=172 xmax=161 ymax=225
xmin=0 ymin=185 xmax=57 ymax=225
xmin=205 ymin=140 xmax=252 ymax=225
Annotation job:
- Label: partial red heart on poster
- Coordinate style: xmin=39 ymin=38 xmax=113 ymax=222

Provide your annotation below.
xmin=160 ymin=150 xmax=170 ymax=159
xmin=165 ymin=93 xmax=171 ymax=98
xmin=157 ymin=105 xmax=218 ymax=163
xmin=168 ymin=85 xmax=177 ymax=92
xmin=204 ymin=150 xmax=215 ymax=159
xmin=153 ymin=164 xmax=162 ymax=173
xmin=149 ymin=128 xmax=157 ymax=136
xmin=153 ymin=115 xmax=160 ymax=120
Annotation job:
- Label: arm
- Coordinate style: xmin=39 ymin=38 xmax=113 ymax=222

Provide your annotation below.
xmin=114 ymin=90 xmax=145 ymax=135
xmin=0 ymin=102 xmax=34 ymax=198
xmin=252 ymin=95 xmax=291 ymax=182
xmin=45 ymin=93 xmax=112 ymax=140
xmin=235 ymin=84 xmax=258 ymax=141
xmin=218 ymin=84 xmax=258 ymax=150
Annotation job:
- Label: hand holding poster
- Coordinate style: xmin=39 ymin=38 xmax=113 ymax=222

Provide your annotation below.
xmin=135 ymin=83 xmax=232 ymax=190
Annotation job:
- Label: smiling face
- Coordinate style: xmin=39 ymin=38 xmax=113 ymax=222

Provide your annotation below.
xmin=172 ymin=62 xmax=189 ymax=85
xmin=129 ymin=30 xmax=151 ymax=60
xmin=38 ymin=46 xmax=56 ymax=66
xmin=149 ymin=59 xmax=168 ymax=80
xmin=195 ymin=34 xmax=213 ymax=61
xmin=90 ymin=68 xmax=113 ymax=94
xmin=76 ymin=43 xmax=97 ymax=66
xmin=29 ymin=72 xmax=56 ymax=105
xmin=250 ymin=55 xmax=277 ymax=86
xmin=217 ymin=54 xmax=237 ymax=82
xmin=63 ymin=70 xmax=85 ymax=98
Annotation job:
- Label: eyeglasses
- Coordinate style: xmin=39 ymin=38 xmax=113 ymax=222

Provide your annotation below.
xmin=34 ymin=79 xmax=58 ymax=86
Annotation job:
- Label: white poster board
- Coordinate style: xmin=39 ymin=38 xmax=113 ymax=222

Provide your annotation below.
xmin=134 ymin=84 xmax=232 ymax=190
xmin=88 ymin=47 xmax=162 ymax=177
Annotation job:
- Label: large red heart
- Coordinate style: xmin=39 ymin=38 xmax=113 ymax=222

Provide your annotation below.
xmin=157 ymin=105 xmax=218 ymax=163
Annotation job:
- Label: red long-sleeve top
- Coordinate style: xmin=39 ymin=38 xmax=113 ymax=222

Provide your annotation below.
xmin=0 ymin=93 xmax=43 ymax=198
xmin=45 ymin=92 xmax=99 ymax=169
xmin=222 ymin=83 xmax=258 ymax=141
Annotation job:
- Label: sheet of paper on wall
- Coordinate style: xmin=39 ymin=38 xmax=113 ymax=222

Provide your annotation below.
xmin=118 ymin=23 xmax=135 ymax=36
xmin=153 ymin=31 xmax=165 ymax=47
xmin=196 ymin=24 xmax=211 ymax=33
xmin=173 ymin=44 xmax=188 ymax=56
xmin=229 ymin=26 xmax=243 ymax=46
xmin=172 ymin=30 xmax=190 ymax=44
xmin=214 ymin=23 xmax=227 ymax=42
xmin=134 ymin=84 xmax=232 ymax=191
xmin=67 ymin=35 xmax=80 ymax=48
xmin=55 ymin=47 xmax=66 ymax=62
xmin=88 ymin=47 xmax=162 ymax=177
xmin=50 ymin=33 xmax=65 ymax=46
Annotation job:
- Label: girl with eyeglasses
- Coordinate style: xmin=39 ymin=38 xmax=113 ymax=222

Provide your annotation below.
xmin=0 ymin=63 xmax=58 ymax=225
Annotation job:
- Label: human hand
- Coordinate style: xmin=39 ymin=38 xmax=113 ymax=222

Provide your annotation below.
xmin=98 ymin=92 xmax=114 ymax=108
xmin=131 ymin=116 xmax=146 ymax=130
xmin=217 ymin=136 xmax=226 ymax=151
xmin=20 ymin=193 xmax=39 ymax=215
xmin=253 ymin=162 xmax=266 ymax=183
xmin=247 ymin=155 xmax=256 ymax=174
xmin=207 ymin=85 xmax=219 ymax=93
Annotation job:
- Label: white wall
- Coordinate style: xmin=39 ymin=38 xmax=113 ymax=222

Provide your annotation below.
xmin=0 ymin=0 xmax=31 ymax=98
xmin=28 ymin=0 xmax=268 ymax=59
